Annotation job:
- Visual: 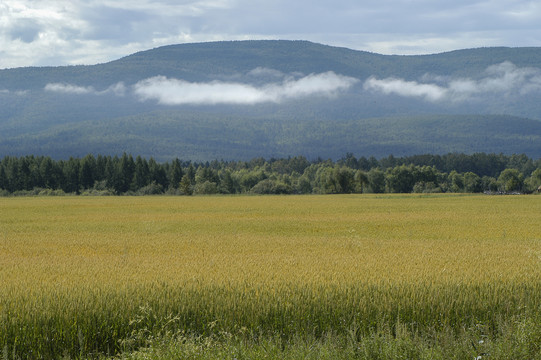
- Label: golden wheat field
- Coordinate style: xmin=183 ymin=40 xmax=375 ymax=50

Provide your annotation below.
xmin=1 ymin=194 xmax=540 ymax=358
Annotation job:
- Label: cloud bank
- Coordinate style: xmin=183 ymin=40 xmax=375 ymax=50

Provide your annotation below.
xmin=133 ymin=72 xmax=358 ymax=105
xmin=39 ymin=62 xmax=541 ymax=107
xmin=364 ymin=62 xmax=541 ymax=102
xmin=44 ymin=82 xmax=127 ymax=96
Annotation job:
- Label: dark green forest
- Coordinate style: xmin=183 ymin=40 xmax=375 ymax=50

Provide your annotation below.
xmin=2 ymin=152 xmax=540 ymax=196
xmin=4 ymin=113 xmax=541 ymax=162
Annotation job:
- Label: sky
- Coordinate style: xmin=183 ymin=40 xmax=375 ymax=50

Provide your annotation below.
xmin=1 ymin=0 xmax=541 ymax=69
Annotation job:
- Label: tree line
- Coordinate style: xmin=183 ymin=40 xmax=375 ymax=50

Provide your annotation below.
xmin=1 ymin=152 xmax=540 ymax=196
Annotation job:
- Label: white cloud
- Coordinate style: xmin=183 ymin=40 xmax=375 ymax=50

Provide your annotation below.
xmin=44 ymin=82 xmax=127 ymax=96
xmin=40 ymin=72 xmax=356 ymax=104
xmin=0 ymin=89 xmax=28 ymax=96
xmin=105 ymin=82 xmax=127 ymax=96
xmin=134 ymin=77 xmax=268 ymax=105
xmin=364 ymin=77 xmax=447 ymax=102
xmin=44 ymin=83 xmax=95 ymax=94
xmin=279 ymin=72 xmax=358 ymax=97
xmin=133 ymin=72 xmax=358 ymax=105
xmin=364 ymin=62 xmax=541 ymax=102
xmin=465 ymin=61 xmax=541 ymax=95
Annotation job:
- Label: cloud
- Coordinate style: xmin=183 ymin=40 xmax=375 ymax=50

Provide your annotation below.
xmin=450 ymin=62 xmax=541 ymax=96
xmin=2 ymin=1 xmax=541 ymax=68
xmin=104 ymin=82 xmax=127 ymax=96
xmin=364 ymin=62 xmax=541 ymax=102
xmin=7 ymin=18 xmax=42 ymax=43
xmin=44 ymin=83 xmax=95 ymax=94
xmin=364 ymin=77 xmax=447 ymax=102
xmin=0 ymin=89 xmax=28 ymax=96
xmin=40 ymin=72 xmax=356 ymax=105
xmin=133 ymin=72 xmax=358 ymax=105
xmin=44 ymin=82 xmax=127 ymax=96
xmin=134 ymin=77 xmax=265 ymax=105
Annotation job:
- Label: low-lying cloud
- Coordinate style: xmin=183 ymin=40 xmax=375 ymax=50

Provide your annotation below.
xmin=364 ymin=61 xmax=541 ymax=102
xmin=45 ymin=83 xmax=95 ymax=94
xmin=41 ymin=72 xmax=356 ymax=105
xmin=0 ymin=89 xmax=28 ymax=96
xmin=364 ymin=77 xmax=447 ymax=102
xmin=42 ymin=62 xmax=541 ymax=106
xmin=44 ymin=82 xmax=127 ymax=96
xmin=133 ymin=72 xmax=358 ymax=105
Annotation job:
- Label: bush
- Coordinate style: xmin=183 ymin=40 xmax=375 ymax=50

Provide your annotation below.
xmin=81 ymin=189 xmax=115 ymax=196
xmin=11 ymin=188 xmax=68 ymax=196
xmin=193 ymin=181 xmax=219 ymax=195
xmin=38 ymin=188 xmax=67 ymax=196
xmin=413 ymin=182 xmax=441 ymax=193
xmin=136 ymin=182 xmax=164 ymax=195
xmin=251 ymin=179 xmax=293 ymax=194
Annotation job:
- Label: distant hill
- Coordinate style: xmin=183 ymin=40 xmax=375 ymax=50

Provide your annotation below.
xmin=1 ymin=40 xmax=541 ymax=160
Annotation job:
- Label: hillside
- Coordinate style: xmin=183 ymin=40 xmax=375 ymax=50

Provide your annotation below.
xmin=2 ymin=112 xmax=540 ymax=162
xmin=1 ymin=40 xmax=541 ymax=160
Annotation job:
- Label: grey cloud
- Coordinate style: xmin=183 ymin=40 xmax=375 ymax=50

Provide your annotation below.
xmin=219 ymin=0 xmax=530 ymax=37
xmin=8 ymin=19 xmax=42 ymax=43
xmin=133 ymin=72 xmax=358 ymax=105
xmin=364 ymin=62 xmax=541 ymax=102
xmin=2 ymin=0 xmax=541 ymax=68
xmin=75 ymin=1 xmax=236 ymax=44
xmin=78 ymin=5 xmax=153 ymax=42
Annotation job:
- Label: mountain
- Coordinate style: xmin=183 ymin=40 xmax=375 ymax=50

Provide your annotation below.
xmin=1 ymin=40 xmax=541 ymax=161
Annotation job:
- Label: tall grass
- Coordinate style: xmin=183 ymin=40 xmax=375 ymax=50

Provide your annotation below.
xmin=0 ymin=195 xmax=540 ymax=358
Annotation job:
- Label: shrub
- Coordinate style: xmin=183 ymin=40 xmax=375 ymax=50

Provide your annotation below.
xmin=193 ymin=181 xmax=219 ymax=195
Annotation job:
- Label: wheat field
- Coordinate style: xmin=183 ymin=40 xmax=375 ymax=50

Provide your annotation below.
xmin=1 ymin=194 xmax=540 ymax=358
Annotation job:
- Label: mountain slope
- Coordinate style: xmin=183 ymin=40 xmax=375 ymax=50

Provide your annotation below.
xmin=1 ymin=40 xmax=541 ymax=160
xmin=2 ymin=112 xmax=540 ymax=161
xmin=4 ymin=41 xmax=541 ymax=88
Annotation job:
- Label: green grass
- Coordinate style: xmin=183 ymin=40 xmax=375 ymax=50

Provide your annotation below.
xmin=110 ymin=318 xmax=541 ymax=360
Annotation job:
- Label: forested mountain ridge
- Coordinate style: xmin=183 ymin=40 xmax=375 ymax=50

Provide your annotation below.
xmin=3 ymin=41 xmax=541 ymax=87
xmin=1 ymin=40 xmax=541 ymax=161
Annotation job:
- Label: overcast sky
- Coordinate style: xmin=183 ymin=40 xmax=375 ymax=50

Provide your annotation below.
xmin=1 ymin=0 xmax=541 ymax=69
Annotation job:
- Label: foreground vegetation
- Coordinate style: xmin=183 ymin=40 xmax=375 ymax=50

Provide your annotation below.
xmin=1 ymin=152 xmax=541 ymax=196
xmin=1 ymin=195 xmax=540 ymax=359
xmin=107 ymin=324 xmax=541 ymax=360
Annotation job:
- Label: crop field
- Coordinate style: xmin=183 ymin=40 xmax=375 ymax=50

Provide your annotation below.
xmin=1 ymin=195 xmax=540 ymax=359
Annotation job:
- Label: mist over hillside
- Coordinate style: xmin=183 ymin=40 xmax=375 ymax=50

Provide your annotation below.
xmin=1 ymin=40 xmax=541 ymax=160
